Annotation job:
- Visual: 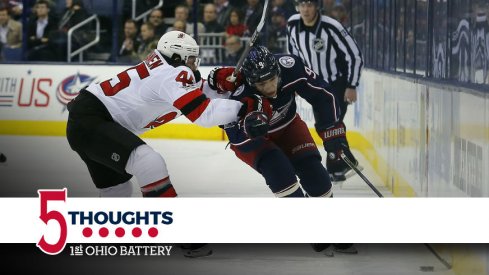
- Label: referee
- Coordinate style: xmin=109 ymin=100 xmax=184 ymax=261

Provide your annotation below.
xmin=286 ymin=0 xmax=363 ymax=182
xmin=287 ymin=0 xmax=363 ymax=117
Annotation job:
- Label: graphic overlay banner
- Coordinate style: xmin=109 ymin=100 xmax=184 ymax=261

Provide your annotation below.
xmin=0 ymin=190 xmax=488 ymax=255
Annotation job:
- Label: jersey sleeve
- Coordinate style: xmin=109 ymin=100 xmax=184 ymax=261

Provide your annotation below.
xmin=201 ymin=80 xmax=232 ymax=99
xmin=163 ymin=66 xmax=243 ymax=127
xmin=286 ymin=15 xmax=301 ymax=56
xmin=290 ymin=56 xmax=341 ymax=131
xmin=324 ymin=16 xmax=363 ymax=88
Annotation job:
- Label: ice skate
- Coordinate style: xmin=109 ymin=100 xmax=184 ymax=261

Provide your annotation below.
xmin=333 ymin=244 xmax=358 ymax=254
xmin=183 ymin=244 xmax=213 ymax=258
xmin=328 ymin=150 xmax=363 ymax=183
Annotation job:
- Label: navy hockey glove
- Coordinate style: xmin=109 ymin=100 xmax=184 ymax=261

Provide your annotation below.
xmin=319 ymin=122 xmax=357 ymax=178
xmin=319 ymin=122 xmax=351 ymax=161
xmin=238 ymin=95 xmax=272 ymax=139
xmin=207 ymin=67 xmax=244 ymax=94
xmin=243 ymin=111 xmax=269 ymax=139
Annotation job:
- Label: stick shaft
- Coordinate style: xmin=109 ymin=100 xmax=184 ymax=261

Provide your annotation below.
xmin=340 ymin=153 xmax=384 ymax=197
xmin=230 ymin=0 xmax=270 ymax=81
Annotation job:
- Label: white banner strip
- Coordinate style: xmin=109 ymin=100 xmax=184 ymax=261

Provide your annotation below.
xmin=1 ymin=197 xmax=488 ymax=244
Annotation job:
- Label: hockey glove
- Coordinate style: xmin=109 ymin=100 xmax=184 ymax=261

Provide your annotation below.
xmin=243 ymin=111 xmax=269 ymax=139
xmin=207 ymin=67 xmax=244 ymax=94
xmin=238 ymin=95 xmax=272 ymax=139
xmin=319 ymin=122 xmax=357 ymax=176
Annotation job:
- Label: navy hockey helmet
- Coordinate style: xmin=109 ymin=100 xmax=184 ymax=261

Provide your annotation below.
xmin=241 ymin=46 xmax=280 ymax=86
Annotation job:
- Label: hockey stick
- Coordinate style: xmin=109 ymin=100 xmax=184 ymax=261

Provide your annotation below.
xmin=423 ymin=244 xmax=453 ymax=270
xmin=228 ymin=0 xmax=270 ymax=82
xmin=340 ymin=153 xmax=453 ymax=270
xmin=340 ymin=153 xmax=383 ymax=197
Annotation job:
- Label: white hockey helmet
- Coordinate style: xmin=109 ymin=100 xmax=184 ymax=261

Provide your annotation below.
xmin=157 ymin=31 xmax=199 ymax=64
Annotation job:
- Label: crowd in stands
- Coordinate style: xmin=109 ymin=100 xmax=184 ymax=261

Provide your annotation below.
xmin=0 ymin=0 xmax=353 ymax=64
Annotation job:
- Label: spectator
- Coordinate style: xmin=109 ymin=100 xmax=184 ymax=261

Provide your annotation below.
xmin=322 ymin=0 xmax=335 ymax=16
xmin=50 ymin=0 xmax=88 ymax=61
xmin=224 ymin=34 xmax=243 ymax=65
xmin=214 ymin=0 xmax=234 ymax=27
xmin=331 ymin=4 xmax=349 ymax=27
xmin=173 ymin=4 xmax=205 ymax=37
xmin=148 ymin=9 xmax=168 ymax=37
xmin=226 ymin=8 xmax=247 ymax=37
xmin=271 ymin=0 xmax=295 ymax=19
xmin=26 ymin=0 xmax=57 ymax=61
xmin=136 ymin=22 xmax=157 ymax=61
xmin=202 ymin=3 xmax=225 ymax=65
xmin=0 ymin=5 xmax=22 ymax=48
xmin=267 ymin=7 xmax=287 ymax=53
xmin=117 ymin=19 xmax=140 ymax=63
xmin=172 ymin=19 xmax=187 ymax=33
xmin=0 ymin=0 xmax=22 ymax=21
xmin=203 ymin=3 xmax=224 ymax=33
xmin=57 ymin=0 xmax=87 ymax=32
xmin=243 ymin=0 xmax=263 ymax=34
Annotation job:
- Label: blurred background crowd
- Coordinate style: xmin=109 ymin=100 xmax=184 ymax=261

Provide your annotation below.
xmin=0 ymin=0 xmax=488 ymax=86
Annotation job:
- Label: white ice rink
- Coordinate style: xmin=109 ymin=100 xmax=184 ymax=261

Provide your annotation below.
xmin=0 ymin=136 xmax=391 ymax=198
xmin=0 ymin=136 xmax=460 ymax=274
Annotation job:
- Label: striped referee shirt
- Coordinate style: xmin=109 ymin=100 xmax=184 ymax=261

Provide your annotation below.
xmin=287 ymin=14 xmax=363 ymax=88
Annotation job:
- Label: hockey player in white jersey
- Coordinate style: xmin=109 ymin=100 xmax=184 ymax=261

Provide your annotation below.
xmin=66 ymin=31 xmax=267 ymax=199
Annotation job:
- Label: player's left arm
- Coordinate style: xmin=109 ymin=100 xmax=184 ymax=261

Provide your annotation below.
xmin=292 ymin=57 xmax=341 ymax=130
xmin=291 ymin=59 xmax=349 ymax=157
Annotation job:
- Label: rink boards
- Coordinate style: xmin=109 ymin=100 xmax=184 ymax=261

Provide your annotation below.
xmin=0 ymin=64 xmax=488 ymax=274
xmin=0 ymin=64 xmax=487 ymax=198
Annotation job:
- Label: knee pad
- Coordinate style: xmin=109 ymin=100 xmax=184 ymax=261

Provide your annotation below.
xmin=257 ymin=149 xmax=304 ymax=198
xmin=99 ymin=180 xmax=133 ymax=197
xmin=125 ymin=145 xmax=177 ymax=197
xmin=294 ymin=156 xmax=332 ymax=197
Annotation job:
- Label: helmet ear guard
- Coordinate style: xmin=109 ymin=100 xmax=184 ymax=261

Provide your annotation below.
xmin=157 ymin=31 xmax=200 ymax=68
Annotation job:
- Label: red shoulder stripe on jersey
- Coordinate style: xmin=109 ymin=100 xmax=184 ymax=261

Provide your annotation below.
xmin=185 ymin=97 xmax=210 ymax=122
xmin=173 ymin=89 xmax=211 ymax=122
xmin=173 ymin=89 xmax=202 ymax=110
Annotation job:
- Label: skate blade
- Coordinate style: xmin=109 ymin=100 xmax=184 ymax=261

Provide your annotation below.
xmin=184 ymin=249 xmax=213 ymax=258
xmin=334 ymin=247 xmax=358 ymax=254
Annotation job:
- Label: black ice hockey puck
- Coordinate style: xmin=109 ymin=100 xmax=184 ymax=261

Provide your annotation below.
xmin=0 ymin=153 xmax=6 ymax=163
xmin=419 ymin=266 xmax=434 ymax=272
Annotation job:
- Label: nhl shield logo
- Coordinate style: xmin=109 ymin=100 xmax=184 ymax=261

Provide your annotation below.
xmin=313 ymin=38 xmax=326 ymax=52
xmin=111 ymin=153 xmax=120 ymax=162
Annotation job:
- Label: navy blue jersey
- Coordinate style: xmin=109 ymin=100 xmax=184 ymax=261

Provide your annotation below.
xmin=231 ymin=54 xmax=341 ymax=133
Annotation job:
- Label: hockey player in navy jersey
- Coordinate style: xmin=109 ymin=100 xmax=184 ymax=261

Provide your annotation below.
xmin=208 ymin=45 xmax=358 ymax=254
xmin=208 ymin=45 xmax=360 ymax=198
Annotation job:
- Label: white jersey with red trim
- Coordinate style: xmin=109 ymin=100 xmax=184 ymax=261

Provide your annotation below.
xmin=86 ymin=50 xmax=242 ymax=135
